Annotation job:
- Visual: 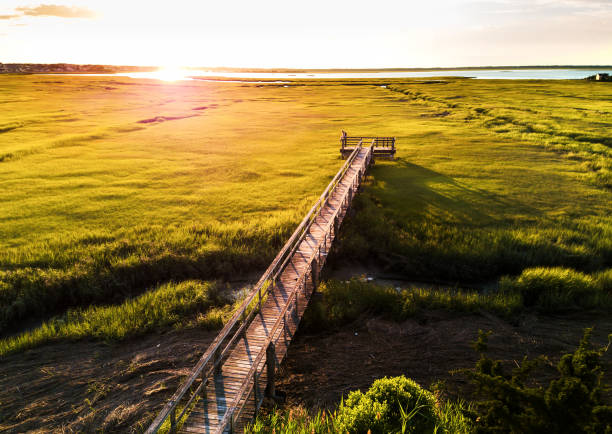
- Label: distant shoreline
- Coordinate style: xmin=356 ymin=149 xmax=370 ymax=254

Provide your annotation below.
xmin=194 ymin=65 xmax=612 ymax=73
xmin=1 ymin=63 xmax=612 ymax=74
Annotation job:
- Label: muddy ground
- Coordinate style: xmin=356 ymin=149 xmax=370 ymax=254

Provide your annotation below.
xmin=0 ymin=328 xmax=217 ymax=433
xmin=275 ymin=311 xmax=612 ymax=409
xmin=1 ymin=312 xmax=610 ymax=433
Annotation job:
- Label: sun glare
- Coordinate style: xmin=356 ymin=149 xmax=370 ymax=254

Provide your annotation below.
xmin=152 ymin=67 xmax=187 ymax=82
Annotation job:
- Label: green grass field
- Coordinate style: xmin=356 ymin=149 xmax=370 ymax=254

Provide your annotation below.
xmin=1 ymin=75 xmax=611 ymax=354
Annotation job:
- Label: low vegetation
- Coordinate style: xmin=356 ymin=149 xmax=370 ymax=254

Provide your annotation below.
xmin=0 ymin=280 xmax=233 ymax=356
xmin=247 ymin=376 xmax=473 ymax=433
xmin=248 ymin=329 xmax=611 ymax=433
xmin=303 ymin=274 xmax=611 ymax=332
xmin=499 ymin=266 xmax=612 ymax=311
xmin=465 ymin=328 xmax=612 ymax=433
xmin=303 ymin=279 xmax=521 ymax=330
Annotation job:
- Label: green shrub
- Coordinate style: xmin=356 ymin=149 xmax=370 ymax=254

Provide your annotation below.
xmin=465 ymin=328 xmax=612 ymax=433
xmin=499 ymin=267 xmax=603 ymax=309
xmin=335 ymin=376 xmax=439 ymax=434
xmin=246 ymin=379 xmax=473 ymax=433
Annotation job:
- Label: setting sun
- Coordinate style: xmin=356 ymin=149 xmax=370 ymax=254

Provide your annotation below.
xmin=150 ymin=67 xmax=188 ymax=81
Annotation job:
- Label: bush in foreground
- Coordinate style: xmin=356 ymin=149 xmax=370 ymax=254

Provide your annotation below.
xmin=247 ymin=376 xmax=472 ymax=433
xmin=466 ymin=328 xmax=612 ymax=433
xmin=335 ymin=376 xmax=439 ymax=433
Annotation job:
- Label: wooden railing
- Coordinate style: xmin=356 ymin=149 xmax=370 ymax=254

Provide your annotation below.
xmin=146 ymin=141 xmax=373 ymax=434
xmin=341 ymin=135 xmax=395 ymax=150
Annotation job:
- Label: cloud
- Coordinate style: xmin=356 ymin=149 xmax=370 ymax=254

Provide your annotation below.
xmin=15 ymin=4 xmax=96 ymax=18
xmin=0 ymin=14 xmax=19 ymax=20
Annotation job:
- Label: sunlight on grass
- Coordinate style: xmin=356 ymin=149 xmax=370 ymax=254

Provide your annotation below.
xmin=1 ymin=75 xmax=611 ymax=341
xmin=0 ymin=280 xmax=234 ymax=357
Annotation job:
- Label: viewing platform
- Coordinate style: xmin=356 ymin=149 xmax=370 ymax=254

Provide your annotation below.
xmin=340 ymin=133 xmax=396 ymax=159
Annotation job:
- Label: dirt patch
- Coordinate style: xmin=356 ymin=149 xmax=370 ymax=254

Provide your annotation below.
xmin=0 ymin=327 xmax=216 ymax=433
xmin=192 ymin=104 xmax=217 ymax=111
xmin=275 ymin=311 xmax=612 ymax=409
xmin=137 ymin=115 xmax=197 ymax=124
xmin=420 ymin=110 xmax=451 ymax=118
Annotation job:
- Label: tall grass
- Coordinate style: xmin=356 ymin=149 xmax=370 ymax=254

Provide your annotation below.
xmin=304 ymin=274 xmax=611 ymax=332
xmin=335 ymin=193 xmax=612 ymax=283
xmin=499 ymin=266 xmax=612 ymax=311
xmin=303 ymin=279 xmax=521 ymax=331
xmin=0 ymin=220 xmax=294 ymax=334
xmin=0 ymin=280 xmax=233 ymax=357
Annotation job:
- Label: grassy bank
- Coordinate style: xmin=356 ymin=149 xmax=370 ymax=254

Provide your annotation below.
xmin=1 ymin=75 xmax=611 ymax=336
xmin=0 ymin=280 xmax=233 ymax=357
xmin=304 ymin=274 xmax=612 ymax=332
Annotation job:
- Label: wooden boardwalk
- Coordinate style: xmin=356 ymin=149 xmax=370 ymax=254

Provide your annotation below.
xmin=147 ymin=143 xmax=375 ymax=434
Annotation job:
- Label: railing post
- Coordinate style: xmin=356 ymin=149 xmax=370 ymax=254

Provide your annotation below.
xmin=201 ymin=370 xmax=207 ymax=398
xmin=213 ymin=345 xmax=222 ymax=374
xmin=265 ymin=342 xmax=276 ymax=398
xmin=258 ymin=285 xmax=262 ymax=311
xmin=334 ymin=214 xmax=339 ymax=237
xmin=312 ymin=257 xmax=319 ymax=288
xmin=170 ymin=408 xmax=176 ymax=433
xmin=254 ymin=371 xmax=260 ymax=413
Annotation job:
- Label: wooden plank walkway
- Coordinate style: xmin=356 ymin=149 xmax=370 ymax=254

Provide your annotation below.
xmin=147 ymin=143 xmax=374 ymax=434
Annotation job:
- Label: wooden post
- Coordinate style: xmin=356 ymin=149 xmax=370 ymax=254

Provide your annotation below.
xmin=254 ymin=371 xmax=260 ymax=412
xmin=258 ymin=285 xmax=262 ymax=311
xmin=312 ymin=257 xmax=318 ymax=288
xmin=213 ymin=346 xmax=222 ymax=374
xmin=201 ymin=370 xmax=207 ymax=397
xmin=334 ymin=214 xmax=339 ymax=237
xmin=170 ymin=409 xmax=176 ymax=433
xmin=265 ymin=343 xmax=276 ymax=398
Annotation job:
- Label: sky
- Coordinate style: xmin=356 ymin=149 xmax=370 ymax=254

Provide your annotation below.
xmin=0 ymin=0 xmax=611 ymax=68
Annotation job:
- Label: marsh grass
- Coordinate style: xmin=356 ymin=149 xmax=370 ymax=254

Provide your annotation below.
xmin=334 ymin=79 xmax=611 ymax=283
xmin=336 ymin=192 xmax=611 ymax=282
xmin=499 ymin=266 xmax=612 ymax=311
xmin=0 ymin=280 xmax=234 ymax=357
xmin=305 ymin=275 xmax=612 ymax=331
xmin=303 ymin=280 xmax=522 ymax=331
xmin=1 ymin=75 xmax=611 ymax=340
xmin=0 ymin=220 xmax=294 ymax=333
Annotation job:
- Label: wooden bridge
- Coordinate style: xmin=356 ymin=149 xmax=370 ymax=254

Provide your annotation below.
xmin=146 ymin=135 xmax=392 ymax=433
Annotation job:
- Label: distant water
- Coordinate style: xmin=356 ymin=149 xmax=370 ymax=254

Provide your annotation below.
xmin=45 ymin=68 xmax=612 ymax=82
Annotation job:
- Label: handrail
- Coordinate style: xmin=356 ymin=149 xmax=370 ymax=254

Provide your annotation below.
xmin=341 ymin=136 xmax=394 ymax=148
xmin=146 ymin=143 xmax=365 ymax=434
